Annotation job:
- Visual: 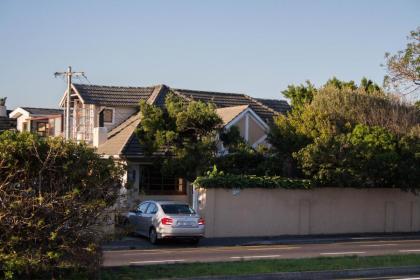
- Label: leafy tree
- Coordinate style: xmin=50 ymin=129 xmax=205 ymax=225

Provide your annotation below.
xmin=269 ymin=78 xmax=420 ymax=189
xmin=324 ymin=77 xmax=357 ymax=90
xmin=297 ymin=124 xmax=404 ymax=188
xmin=136 ymin=93 xmax=223 ymax=181
xmin=0 ymin=131 xmax=123 ymax=279
xmin=384 ymin=27 xmax=420 ymax=96
xmin=299 ymin=84 xmax=418 ymax=138
xmin=282 ymin=80 xmax=317 ymax=110
xmin=269 ymin=78 xmax=386 ymax=177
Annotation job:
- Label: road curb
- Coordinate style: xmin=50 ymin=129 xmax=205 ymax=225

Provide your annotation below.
xmin=183 ymin=266 xmax=420 ymax=280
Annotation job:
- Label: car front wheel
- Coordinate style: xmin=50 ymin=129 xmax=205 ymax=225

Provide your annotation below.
xmin=149 ymin=227 xmax=159 ymax=244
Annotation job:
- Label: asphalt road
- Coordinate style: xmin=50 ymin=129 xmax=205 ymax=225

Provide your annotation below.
xmin=103 ymin=238 xmax=420 ymax=267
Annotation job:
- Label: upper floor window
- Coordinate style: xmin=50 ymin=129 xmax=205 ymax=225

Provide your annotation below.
xmin=103 ymin=108 xmax=114 ymax=123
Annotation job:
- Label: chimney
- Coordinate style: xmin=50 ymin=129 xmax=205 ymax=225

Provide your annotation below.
xmin=0 ymin=97 xmax=7 ymax=117
xmin=93 ymin=127 xmax=108 ymax=147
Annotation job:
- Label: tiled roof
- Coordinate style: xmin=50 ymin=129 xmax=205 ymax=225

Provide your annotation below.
xmin=73 ymin=84 xmax=155 ymax=107
xmin=255 ymin=98 xmax=290 ymax=114
xmin=97 ymin=112 xmax=141 ymax=156
xmin=21 ymin=107 xmax=63 ymax=115
xmin=87 ymin=83 xmax=290 ymax=158
xmin=172 ymin=88 xmax=287 ymax=123
xmin=216 ymin=105 xmax=249 ymax=126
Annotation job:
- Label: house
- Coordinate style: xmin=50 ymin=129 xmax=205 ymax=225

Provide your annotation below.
xmin=0 ymin=97 xmax=16 ymax=133
xmin=59 ymin=83 xmax=290 ymax=209
xmin=9 ymin=107 xmax=63 ymax=137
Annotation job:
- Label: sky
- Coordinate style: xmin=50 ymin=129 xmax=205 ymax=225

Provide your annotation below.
xmin=0 ymin=0 xmax=419 ymax=109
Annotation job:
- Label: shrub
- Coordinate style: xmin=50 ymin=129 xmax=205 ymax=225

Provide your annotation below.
xmin=0 ymin=131 xmax=123 ymax=279
xmin=194 ymin=167 xmax=312 ymax=189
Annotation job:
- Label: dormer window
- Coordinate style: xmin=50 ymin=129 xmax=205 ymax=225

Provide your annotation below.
xmin=103 ymin=108 xmax=114 ymax=123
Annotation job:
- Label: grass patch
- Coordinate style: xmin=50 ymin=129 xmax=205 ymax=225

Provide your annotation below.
xmin=100 ymin=254 xmax=420 ymax=279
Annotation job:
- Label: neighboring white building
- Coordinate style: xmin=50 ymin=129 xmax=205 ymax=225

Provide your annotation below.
xmin=0 ymin=97 xmax=16 ymax=133
xmin=59 ymin=83 xmax=290 ymax=209
xmin=9 ymin=107 xmax=63 ymax=137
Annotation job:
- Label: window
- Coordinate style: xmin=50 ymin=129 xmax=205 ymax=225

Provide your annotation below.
xmin=103 ymin=108 xmax=114 ymax=123
xmin=139 ymin=166 xmax=187 ymax=195
xmin=145 ymin=203 xmax=158 ymax=214
xmin=137 ymin=202 xmax=149 ymax=214
xmin=161 ymin=204 xmax=195 ymax=215
xmin=22 ymin=122 xmax=28 ymax=132
xmin=36 ymin=122 xmax=49 ymax=137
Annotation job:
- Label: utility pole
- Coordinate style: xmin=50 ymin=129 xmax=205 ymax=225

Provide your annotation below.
xmin=54 ymin=66 xmax=85 ymax=140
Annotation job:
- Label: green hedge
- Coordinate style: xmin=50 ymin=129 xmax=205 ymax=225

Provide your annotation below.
xmin=194 ymin=173 xmax=312 ymax=190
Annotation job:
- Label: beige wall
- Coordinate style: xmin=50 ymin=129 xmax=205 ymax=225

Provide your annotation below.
xmin=248 ymin=116 xmax=266 ymax=145
xmin=197 ymin=188 xmax=420 ymax=238
xmin=15 ymin=115 xmax=28 ymax=132
xmin=234 ymin=117 xmax=246 ymax=139
xmin=228 ymin=113 xmax=267 ymax=147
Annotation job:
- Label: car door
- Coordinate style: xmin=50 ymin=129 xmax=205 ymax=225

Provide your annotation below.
xmin=133 ymin=202 xmax=150 ymax=236
xmin=144 ymin=202 xmax=158 ymax=233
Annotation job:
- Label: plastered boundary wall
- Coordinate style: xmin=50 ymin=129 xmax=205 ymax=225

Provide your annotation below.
xmin=197 ymin=188 xmax=420 ymax=238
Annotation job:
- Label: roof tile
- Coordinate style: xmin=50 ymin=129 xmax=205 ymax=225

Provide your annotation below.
xmin=73 ymin=84 xmax=155 ymax=107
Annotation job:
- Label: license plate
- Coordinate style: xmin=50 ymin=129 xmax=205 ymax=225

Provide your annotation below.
xmin=177 ymin=220 xmax=194 ymax=227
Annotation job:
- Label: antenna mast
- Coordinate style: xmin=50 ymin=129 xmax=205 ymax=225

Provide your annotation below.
xmin=54 ymin=66 xmax=85 ymax=140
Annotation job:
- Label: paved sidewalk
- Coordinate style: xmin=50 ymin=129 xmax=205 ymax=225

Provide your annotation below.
xmin=102 ymin=232 xmax=420 ymax=251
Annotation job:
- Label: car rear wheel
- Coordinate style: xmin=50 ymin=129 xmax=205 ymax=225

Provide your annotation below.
xmin=190 ymin=238 xmax=200 ymax=245
xmin=149 ymin=227 xmax=159 ymax=244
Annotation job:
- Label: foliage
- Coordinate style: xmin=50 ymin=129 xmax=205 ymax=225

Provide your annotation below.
xmin=384 ymin=26 xmax=420 ymax=96
xmin=270 ymin=77 xmax=420 ymax=189
xmin=282 ymin=80 xmax=317 ymax=110
xmin=136 ymin=93 xmax=223 ymax=181
xmin=296 ymin=124 xmax=420 ymax=189
xmin=270 ymin=78 xmax=385 ymax=177
xmin=216 ymin=127 xmax=279 ymax=176
xmin=299 ymin=84 xmax=418 ymax=138
xmin=214 ymin=143 xmax=283 ymax=176
xmin=194 ymin=166 xmax=312 ymax=189
xmin=219 ymin=126 xmax=243 ymax=150
xmin=0 ymin=131 xmax=123 ymax=279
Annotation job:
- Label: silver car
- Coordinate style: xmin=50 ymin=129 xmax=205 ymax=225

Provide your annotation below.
xmin=126 ymin=200 xmax=205 ymax=244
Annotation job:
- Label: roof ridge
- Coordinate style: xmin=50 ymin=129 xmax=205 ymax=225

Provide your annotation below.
xmin=216 ymin=104 xmax=249 ymax=109
xmin=73 ymin=83 xmax=155 ymax=90
xmin=97 ymin=116 xmax=142 ymax=157
xmin=147 ymin=85 xmax=165 ymax=105
xmin=243 ymin=95 xmax=280 ymax=115
xmin=115 ymin=117 xmax=142 ymax=156
xmin=21 ymin=107 xmax=62 ymax=110
xmin=168 ymin=88 xmax=193 ymax=101
xmin=107 ymin=111 xmax=140 ymax=139
xmin=173 ymin=87 xmax=245 ymax=96
xmin=256 ymin=97 xmax=288 ymax=103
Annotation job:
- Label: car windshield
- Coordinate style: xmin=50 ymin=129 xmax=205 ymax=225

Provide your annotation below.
xmin=161 ymin=204 xmax=195 ymax=215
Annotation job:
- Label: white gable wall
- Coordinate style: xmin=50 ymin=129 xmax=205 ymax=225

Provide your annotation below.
xmin=225 ymin=110 xmax=269 ymax=148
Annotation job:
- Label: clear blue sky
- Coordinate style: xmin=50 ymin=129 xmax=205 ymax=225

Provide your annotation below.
xmin=1 ymin=0 xmax=419 ymax=109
